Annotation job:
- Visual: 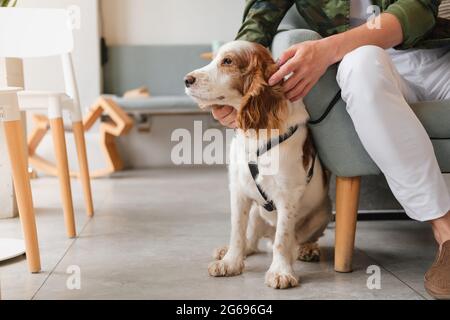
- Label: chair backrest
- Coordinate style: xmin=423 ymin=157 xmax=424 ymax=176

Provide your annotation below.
xmin=278 ymin=5 xmax=310 ymax=31
xmin=0 ymin=8 xmax=81 ymax=113
xmin=0 ymin=8 xmax=74 ymax=58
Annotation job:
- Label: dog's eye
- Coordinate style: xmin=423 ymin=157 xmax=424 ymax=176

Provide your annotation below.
xmin=222 ymin=58 xmax=233 ymax=66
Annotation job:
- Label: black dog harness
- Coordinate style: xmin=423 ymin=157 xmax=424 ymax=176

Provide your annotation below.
xmin=247 ymin=89 xmax=340 ymax=212
xmin=248 ymin=125 xmax=316 ymax=212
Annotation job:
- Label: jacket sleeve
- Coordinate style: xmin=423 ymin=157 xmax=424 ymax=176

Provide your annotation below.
xmin=385 ymin=0 xmax=441 ymax=49
xmin=236 ymin=0 xmax=294 ymax=47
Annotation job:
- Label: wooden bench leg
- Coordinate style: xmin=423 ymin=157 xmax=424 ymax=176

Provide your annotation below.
xmin=335 ymin=176 xmax=361 ymax=273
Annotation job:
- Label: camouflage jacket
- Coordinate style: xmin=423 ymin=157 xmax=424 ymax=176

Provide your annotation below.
xmin=236 ymin=0 xmax=450 ymax=49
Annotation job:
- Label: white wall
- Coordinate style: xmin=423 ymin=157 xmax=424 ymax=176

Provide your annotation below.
xmin=101 ymin=0 xmax=246 ymax=45
xmin=18 ymin=0 xmax=101 ymax=110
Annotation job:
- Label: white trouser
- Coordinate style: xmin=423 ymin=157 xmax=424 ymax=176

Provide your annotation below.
xmin=337 ymin=45 xmax=450 ymax=222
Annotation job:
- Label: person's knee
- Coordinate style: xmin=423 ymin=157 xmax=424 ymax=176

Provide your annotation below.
xmin=337 ymin=46 xmax=393 ymax=120
xmin=337 ymin=45 xmax=389 ymax=88
xmin=272 ymin=30 xmax=322 ymax=60
xmin=337 ymin=46 xmax=393 ymax=111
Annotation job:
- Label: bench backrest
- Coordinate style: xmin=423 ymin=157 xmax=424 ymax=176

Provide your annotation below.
xmin=103 ymin=44 xmax=211 ymax=96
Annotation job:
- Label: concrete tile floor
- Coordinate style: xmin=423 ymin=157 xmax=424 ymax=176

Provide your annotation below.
xmin=0 ymin=168 xmax=439 ymax=300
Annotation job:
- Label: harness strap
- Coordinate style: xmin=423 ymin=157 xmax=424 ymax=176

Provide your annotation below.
xmin=249 ymin=125 xmax=317 ymax=212
xmin=246 ymin=87 xmax=339 ymax=211
xmin=248 ymin=162 xmax=276 ymax=212
xmin=257 ymin=125 xmax=299 ymax=157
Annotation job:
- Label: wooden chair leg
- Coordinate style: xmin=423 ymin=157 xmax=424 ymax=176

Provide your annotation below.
xmin=335 ymin=176 xmax=361 ymax=273
xmin=72 ymin=121 xmax=94 ymax=217
xmin=4 ymin=120 xmax=41 ymax=273
xmin=50 ymin=118 xmax=76 ymax=238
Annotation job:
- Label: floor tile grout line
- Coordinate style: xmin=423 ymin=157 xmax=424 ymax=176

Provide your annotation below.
xmin=30 ymin=223 xmax=86 ymax=300
xmin=356 ymin=248 xmax=428 ymax=300
xmin=30 ymin=190 xmax=110 ymax=300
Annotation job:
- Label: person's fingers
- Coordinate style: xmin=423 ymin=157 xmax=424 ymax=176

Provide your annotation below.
xmin=212 ymin=106 xmax=232 ymax=119
xmin=297 ymin=81 xmax=316 ymax=100
xmin=227 ymin=121 xmax=237 ymax=129
xmin=282 ymin=71 xmax=304 ymax=93
xmin=221 ymin=109 xmax=237 ymax=127
xmin=290 ymin=94 xmax=303 ymax=103
xmin=213 ymin=107 xmax=237 ymax=128
xmin=211 ymin=107 xmax=221 ymax=120
xmin=290 ymin=81 xmax=314 ymax=102
xmin=277 ymin=46 xmax=297 ymax=67
xmin=212 ymin=105 xmax=234 ymax=121
xmin=223 ymin=119 xmax=237 ymax=129
xmin=269 ymin=60 xmax=297 ymax=86
xmin=286 ymin=79 xmax=308 ymax=100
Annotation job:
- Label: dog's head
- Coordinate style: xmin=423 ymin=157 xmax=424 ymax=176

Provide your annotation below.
xmin=185 ymin=41 xmax=287 ymax=131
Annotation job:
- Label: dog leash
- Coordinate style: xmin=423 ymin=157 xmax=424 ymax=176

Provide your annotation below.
xmin=308 ymin=90 xmax=342 ymax=125
xmin=248 ymin=125 xmax=316 ymax=212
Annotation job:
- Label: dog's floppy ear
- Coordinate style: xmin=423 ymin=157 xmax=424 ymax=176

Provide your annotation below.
xmin=237 ymin=53 xmax=287 ymax=132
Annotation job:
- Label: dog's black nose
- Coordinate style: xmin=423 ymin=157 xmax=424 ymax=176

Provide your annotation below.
xmin=184 ymin=75 xmax=196 ymax=88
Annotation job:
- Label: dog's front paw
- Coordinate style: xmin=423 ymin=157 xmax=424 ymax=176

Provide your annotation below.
xmin=208 ymin=259 xmax=244 ymax=277
xmin=213 ymin=246 xmax=229 ymax=260
xmin=265 ymin=271 xmax=299 ymax=289
xmin=298 ymin=242 xmax=320 ymax=262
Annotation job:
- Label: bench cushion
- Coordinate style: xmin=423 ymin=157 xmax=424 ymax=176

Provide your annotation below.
xmin=112 ymin=96 xmax=203 ymax=114
xmin=411 ymin=100 xmax=450 ymax=139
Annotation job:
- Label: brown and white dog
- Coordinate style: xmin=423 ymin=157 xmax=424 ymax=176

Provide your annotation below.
xmin=185 ymin=41 xmax=331 ymax=289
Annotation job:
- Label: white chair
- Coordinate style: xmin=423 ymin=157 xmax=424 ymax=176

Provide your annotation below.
xmin=0 ymin=8 xmax=94 ymax=238
xmin=0 ymin=88 xmax=41 ymax=273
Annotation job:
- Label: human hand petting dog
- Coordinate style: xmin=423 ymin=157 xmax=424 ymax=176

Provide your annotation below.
xmin=269 ymin=39 xmax=335 ymax=102
xmin=212 ymin=39 xmax=335 ymax=128
xmin=212 ymin=105 xmax=237 ymax=129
